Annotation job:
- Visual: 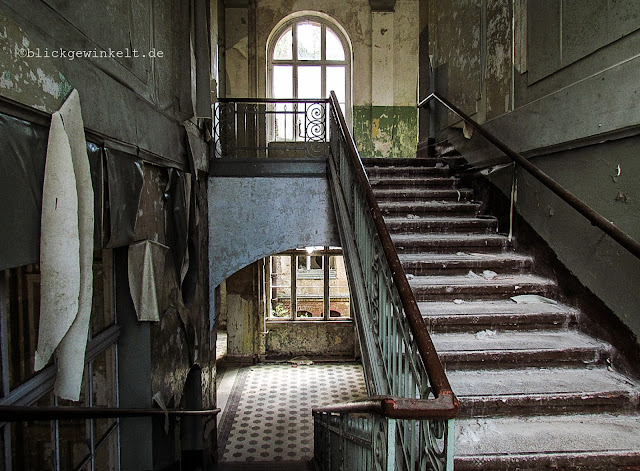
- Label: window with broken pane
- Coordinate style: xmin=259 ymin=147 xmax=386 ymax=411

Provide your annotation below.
xmin=266 ymin=247 xmax=350 ymax=321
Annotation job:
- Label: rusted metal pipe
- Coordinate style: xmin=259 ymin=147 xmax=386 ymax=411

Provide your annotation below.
xmin=313 ymin=394 xmax=458 ymax=420
xmin=419 ymin=92 xmax=640 ymax=261
xmin=0 ymin=405 xmax=220 ymax=422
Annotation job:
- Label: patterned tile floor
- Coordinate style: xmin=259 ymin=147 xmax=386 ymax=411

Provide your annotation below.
xmin=217 ymin=362 xmax=367 ymax=463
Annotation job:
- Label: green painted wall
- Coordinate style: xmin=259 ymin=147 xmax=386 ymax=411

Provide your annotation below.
xmin=353 ymin=105 xmax=417 ymax=158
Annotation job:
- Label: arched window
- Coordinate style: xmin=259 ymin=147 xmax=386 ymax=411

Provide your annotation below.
xmin=268 ymin=15 xmax=351 ymax=124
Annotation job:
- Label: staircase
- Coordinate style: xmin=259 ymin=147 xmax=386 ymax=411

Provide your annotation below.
xmin=363 ymin=157 xmax=640 ymax=470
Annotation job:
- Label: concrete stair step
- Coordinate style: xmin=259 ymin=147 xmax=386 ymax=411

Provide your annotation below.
xmin=432 ymin=330 xmax=611 ymax=369
xmin=419 ymin=300 xmax=577 ymax=332
xmin=384 ymin=216 xmax=498 ymax=234
xmin=369 ymin=176 xmax=461 ymax=189
xmin=408 ymin=274 xmax=556 ymax=301
xmin=450 ymin=367 xmax=640 ymax=417
xmin=372 ymin=187 xmax=474 ymax=201
xmin=365 ymin=165 xmax=450 ymax=178
xmin=379 ymin=200 xmax=481 ymax=216
xmin=362 ymin=157 xmax=439 ymax=167
xmin=392 ymin=233 xmax=512 ymax=253
xmin=454 ymin=414 xmax=640 ymax=470
xmin=400 ymin=252 xmax=533 ymax=275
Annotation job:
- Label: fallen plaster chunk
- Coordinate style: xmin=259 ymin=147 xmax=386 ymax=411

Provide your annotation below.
xmin=453 ymin=299 xmax=465 ymax=305
xmin=475 ymin=329 xmax=498 ymax=340
xmin=128 ymin=240 xmax=169 ymax=322
xmin=467 ymin=270 xmax=483 ymax=279
xmin=511 ymin=295 xmax=558 ymax=305
xmin=406 ymin=214 xmax=419 ymax=219
xmin=482 ymin=270 xmax=498 ymax=280
xmin=406 ymin=273 xmax=415 ymax=280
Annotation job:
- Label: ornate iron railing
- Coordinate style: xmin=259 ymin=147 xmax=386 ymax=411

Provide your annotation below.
xmin=212 ymin=98 xmax=330 ymax=159
xmin=317 ymin=92 xmax=458 ymax=471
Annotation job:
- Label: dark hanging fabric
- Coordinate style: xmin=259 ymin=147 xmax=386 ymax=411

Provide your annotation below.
xmin=0 ymin=113 xmax=48 ymax=270
xmin=105 ymin=147 xmax=144 ymax=248
xmin=86 ymin=142 xmax=104 ymax=249
xmin=181 ymin=178 xmax=200 ymax=308
xmin=164 ymin=169 xmax=188 ymax=282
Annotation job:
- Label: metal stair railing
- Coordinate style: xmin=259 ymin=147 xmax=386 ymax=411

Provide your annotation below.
xmin=313 ymin=92 xmax=458 ymax=471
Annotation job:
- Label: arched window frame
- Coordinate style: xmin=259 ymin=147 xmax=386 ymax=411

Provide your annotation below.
xmin=267 ymin=14 xmax=353 ymax=127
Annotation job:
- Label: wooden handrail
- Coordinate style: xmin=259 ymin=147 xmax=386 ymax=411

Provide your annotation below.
xmin=329 ymin=91 xmax=458 ymax=415
xmin=419 ymin=92 xmax=640 ymax=260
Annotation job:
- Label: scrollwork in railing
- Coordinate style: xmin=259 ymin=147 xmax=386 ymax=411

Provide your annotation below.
xmin=212 ymin=98 xmax=329 ymax=159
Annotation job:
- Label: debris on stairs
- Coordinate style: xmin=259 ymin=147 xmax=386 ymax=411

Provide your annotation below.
xmin=363 ymin=157 xmax=640 ymax=470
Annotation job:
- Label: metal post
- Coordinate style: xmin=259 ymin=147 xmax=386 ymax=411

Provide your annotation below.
xmin=386 ymin=418 xmax=396 ymax=471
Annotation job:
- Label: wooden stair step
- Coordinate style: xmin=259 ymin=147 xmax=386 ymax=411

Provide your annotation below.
xmin=384 ymin=216 xmax=498 ymax=234
xmin=432 ymin=330 xmax=611 ymax=369
xmin=450 ymin=367 xmax=640 ymax=417
xmin=419 ymin=300 xmax=577 ymax=332
xmin=400 ymin=252 xmax=533 ymax=275
xmin=454 ymin=414 xmax=640 ymax=470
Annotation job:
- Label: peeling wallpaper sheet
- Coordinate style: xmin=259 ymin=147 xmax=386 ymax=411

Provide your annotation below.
xmin=35 ymin=90 xmax=94 ymax=401
xmin=54 ymin=90 xmax=95 ymax=400
xmin=128 ymin=240 xmax=169 ymax=322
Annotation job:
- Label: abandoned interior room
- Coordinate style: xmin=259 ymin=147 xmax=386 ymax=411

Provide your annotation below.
xmin=0 ymin=0 xmax=639 ymax=469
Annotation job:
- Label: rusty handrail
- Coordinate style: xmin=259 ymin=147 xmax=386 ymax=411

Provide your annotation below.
xmin=314 ymin=395 xmax=457 ymax=420
xmin=329 ymin=91 xmax=457 ymax=415
xmin=419 ymin=92 xmax=640 ymax=260
xmin=0 ymin=405 xmax=220 ymax=422
xmin=217 ymin=97 xmax=331 ymax=104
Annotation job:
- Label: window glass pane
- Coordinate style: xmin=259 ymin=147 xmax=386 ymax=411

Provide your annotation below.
xmin=273 ymin=66 xmax=294 ymax=141
xmin=326 ymin=29 xmax=345 ymax=60
xmin=326 ymin=66 xmax=346 ymax=104
xmin=11 ymin=393 xmax=55 ymax=470
xmin=58 ymin=374 xmax=90 ymax=470
xmin=296 ymin=254 xmax=324 ymax=319
xmin=93 ymin=345 xmax=118 ymax=440
xmin=330 ymin=256 xmax=350 ymax=318
xmin=273 ymin=28 xmax=293 ymax=60
xmin=297 ymin=22 xmax=321 ymax=60
xmin=273 ymin=65 xmax=293 ymax=98
xmin=6 ymin=265 xmax=43 ymax=390
xmin=91 ymin=251 xmax=114 ymax=337
xmin=298 ymin=66 xmax=322 ymax=99
xmin=94 ymin=428 xmax=119 ymax=471
xmin=270 ymin=255 xmax=291 ymax=318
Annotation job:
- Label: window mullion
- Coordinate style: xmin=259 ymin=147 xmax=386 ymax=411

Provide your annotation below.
xmin=291 ymin=254 xmax=297 ymax=320
xmin=324 ymin=248 xmax=330 ymax=320
xmin=292 ymin=23 xmax=298 ymax=99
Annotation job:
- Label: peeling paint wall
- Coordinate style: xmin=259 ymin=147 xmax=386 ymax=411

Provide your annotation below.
xmin=266 ymin=321 xmax=356 ymax=358
xmin=0 ymin=1 xmax=217 ymax=468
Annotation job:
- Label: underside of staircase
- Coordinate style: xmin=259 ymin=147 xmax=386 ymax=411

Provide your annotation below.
xmin=362 ymin=157 xmax=640 ymax=470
